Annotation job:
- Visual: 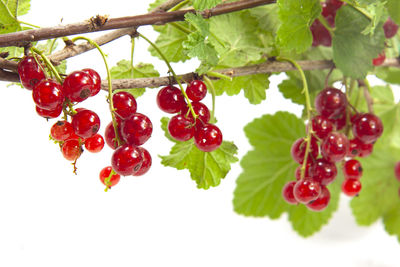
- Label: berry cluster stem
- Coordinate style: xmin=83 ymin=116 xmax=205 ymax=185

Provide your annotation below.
xmin=203 ymin=75 xmax=216 ymax=123
xmin=30 ymin=47 xmax=63 ymax=83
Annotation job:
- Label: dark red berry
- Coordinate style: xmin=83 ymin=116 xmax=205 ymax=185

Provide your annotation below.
xmin=112 ymin=91 xmax=137 ymax=119
xmin=306 ymin=186 xmax=331 ymax=212
xmin=157 ymin=85 xmax=186 ymax=113
xmin=82 ymin=68 xmax=101 ymax=96
xmin=315 ymin=87 xmax=347 ymax=119
xmin=181 ymin=102 xmax=211 ymax=125
xmin=321 ymin=132 xmax=349 ymax=162
xmin=295 ymin=163 xmax=312 ymax=181
xmin=372 ymin=51 xmax=385 ymax=66
xmin=168 ymin=114 xmax=195 ymax=141
xmin=61 ymin=139 xmax=82 ymax=161
xmin=347 ymin=138 xmax=361 ymax=158
xmin=32 ymin=79 xmax=64 ymax=110
xmin=343 ymin=159 xmax=363 ymax=180
xmin=50 ymin=120 xmax=74 ymax=141
xmin=99 ymin=166 xmax=120 ymax=188
xmin=282 ymin=181 xmax=298 ymax=205
xmin=63 ymin=70 xmax=94 ymax=102
xmin=18 ymin=56 xmax=46 ymax=90
xmin=111 ymin=144 xmax=143 ymax=176
xmin=311 ymin=115 xmax=333 ymax=139
xmin=84 ymin=134 xmax=105 ymax=153
xmin=329 ymin=109 xmax=347 ymax=131
xmin=36 ymin=105 xmax=62 ymax=119
xmin=310 ymin=158 xmax=337 ymax=185
xmin=71 ymin=109 xmax=101 ymax=139
xmin=394 ymin=161 xmax=400 ymax=182
xmin=342 ymin=178 xmax=362 ymax=197
xmin=290 ymin=137 xmax=319 ymax=164
xmin=383 ymin=17 xmax=399 ymax=39
xmin=120 ymin=113 xmax=153 ymax=146
xmin=133 ymin=147 xmax=152 ymax=176
xmin=293 ymin=179 xmax=321 ymax=204
xmin=186 ymin=80 xmax=207 ymax=102
xmin=194 ymin=123 xmax=223 ymax=152
xmin=352 ymin=113 xmax=383 ymax=144
xmin=104 ymin=120 xmax=123 ymax=149
xmin=310 ymin=19 xmax=332 ymax=47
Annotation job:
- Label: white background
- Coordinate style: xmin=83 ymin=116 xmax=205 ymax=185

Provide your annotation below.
xmin=0 ymin=1 xmax=399 ymax=266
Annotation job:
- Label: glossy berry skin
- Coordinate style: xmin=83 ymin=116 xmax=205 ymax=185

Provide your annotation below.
xmin=120 ymin=113 xmax=153 ymax=146
xmin=99 ymin=166 xmax=120 ymax=188
xmin=315 ymin=87 xmax=347 ymax=119
xmin=343 ymin=159 xmax=363 ymax=180
xmin=352 ymin=113 xmax=383 ymax=144
xmin=168 ymin=114 xmax=195 ymax=141
xmin=321 ymin=132 xmax=349 ymax=162
xmin=181 ymin=102 xmax=210 ymax=125
xmin=310 ymin=158 xmax=337 ymax=186
xmin=82 ymin=68 xmax=101 ymax=96
xmin=394 ymin=161 xmax=400 ymax=182
xmin=32 ymin=79 xmax=64 ymax=110
xmin=383 ymin=17 xmax=399 ymax=39
xmin=112 ymin=92 xmax=137 ymax=119
xmin=342 ymin=178 xmax=362 ymax=197
xmin=194 ymin=123 xmax=223 ymax=152
xmin=295 ymin=163 xmax=312 ymax=181
xmin=282 ymin=181 xmax=298 ymax=205
xmin=18 ymin=56 xmax=46 ymax=90
xmin=111 ymin=144 xmax=143 ymax=176
xmin=186 ymin=80 xmax=207 ymax=102
xmin=50 ymin=120 xmax=74 ymax=141
xmin=311 ymin=115 xmax=333 ymax=139
xmin=330 ymin=109 xmax=347 ymax=131
xmin=133 ymin=147 xmax=152 ymax=176
xmin=61 ymin=139 xmax=82 ymax=161
xmin=372 ymin=51 xmax=386 ymax=66
xmin=35 ymin=105 xmax=62 ymax=119
xmin=347 ymin=138 xmax=373 ymax=158
xmin=104 ymin=120 xmax=123 ymax=149
xmin=84 ymin=134 xmax=105 ymax=153
xmin=71 ymin=109 xmax=100 ymax=139
xmin=157 ymin=85 xmax=186 ymax=113
xmin=306 ymin=186 xmax=331 ymax=212
xmin=63 ymin=70 xmax=94 ymax=102
xmin=293 ymin=179 xmax=321 ymax=204
xmin=290 ymin=137 xmax=319 ymax=164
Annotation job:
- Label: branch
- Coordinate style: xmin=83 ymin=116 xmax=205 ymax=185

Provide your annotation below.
xmin=0 ymin=0 xmax=275 ymax=48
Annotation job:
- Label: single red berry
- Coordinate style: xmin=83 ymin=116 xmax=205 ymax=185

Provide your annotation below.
xmin=104 ymin=120 xmax=124 ymax=149
xmin=186 ymin=80 xmax=207 ymax=102
xmin=50 ymin=120 xmax=74 ymax=141
xmin=71 ymin=109 xmax=101 ymax=139
xmin=383 ymin=17 xmax=399 ymax=39
xmin=82 ymin=68 xmax=101 ymax=96
xmin=157 ymin=85 xmax=186 ymax=113
xmin=315 ymin=87 xmax=347 ymax=119
xmin=194 ymin=123 xmax=223 ymax=152
xmin=310 ymin=158 xmax=337 ymax=186
xmin=343 ymin=159 xmax=363 ymax=180
xmin=120 ymin=113 xmax=153 ymax=146
xmin=111 ymin=144 xmax=143 ymax=176
xmin=352 ymin=113 xmax=383 ymax=144
xmin=168 ymin=114 xmax=195 ymax=141
xmin=306 ymin=186 xmax=331 ymax=212
xmin=329 ymin=109 xmax=347 ymax=131
xmin=310 ymin=19 xmax=332 ymax=47
xmin=63 ymin=70 xmax=94 ymax=102
xmin=310 ymin=115 xmax=333 ymax=139
xmin=36 ymin=105 xmax=62 ymax=119
xmin=342 ymin=178 xmax=362 ymax=197
xmin=358 ymin=141 xmax=374 ymax=157
xmin=61 ymin=139 xmax=82 ymax=161
xmin=84 ymin=134 xmax=105 ymax=153
xmin=290 ymin=137 xmax=319 ymax=164
xmin=394 ymin=161 xmax=400 ymax=182
xmin=347 ymin=138 xmax=362 ymax=158
xmin=295 ymin=163 xmax=312 ymax=181
xmin=321 ymin=132 xmax=349 ymax=162
xmin=133 ymin=147 xmax=152 ymax=176
xmin=181 ymin=102 xmax=211 ymax=125
xmin=32 ymin=79 xmax=64 ymax=110
xmin=372 ymin=51 xmax=386 ymax=66
xmin=293 ymin=179 xmax=321 ymax=204
xmin=18 ymin=56 xmax=46 ymax=90
xmin=282 ymin=181 xmax=298 ymax=205
xmin=99 ymin=166 xmax=121 ymax=188
xmin=112 ymin=91 xmax=137 ymax=119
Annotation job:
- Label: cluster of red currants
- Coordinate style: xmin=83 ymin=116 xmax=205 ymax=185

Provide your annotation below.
xmin=282 ymin=87 xmax=384 ymax=211
xmin=373 ymin=17 xmax=399 ymax=66
xmin=157 ymin=80 xmax=223 ymax=152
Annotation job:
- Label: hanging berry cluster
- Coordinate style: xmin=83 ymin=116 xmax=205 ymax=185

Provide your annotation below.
xmin=282 ymin=87 xmax=384 ymax=211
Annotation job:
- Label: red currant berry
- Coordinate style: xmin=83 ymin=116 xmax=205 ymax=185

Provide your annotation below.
xmin=157 ymin=85 xmax=186 ymax=113
xmin=168 ymin=114 xmax=195 ymax=141
xmin=282 ymin=181 xmax=298 ymax=205
xmin=315 ymin=87 xmax=347 ymax=119
xmin=342 ymin=178 xmax=362 ymax=197
xmin=352 ymin=113 xmax=383 ymax=144
xmin=111 ymin=144 xmax=143 ymax=176
xmin=290 ymin=137 xmax=319 ymax=164
xmin=372 ymin=51 xmax=386 ymax=66
xmin=329 ymin=109 xmax=347 ymax=131
xmin=310 ymin=19 xmax=332 ymax=47
xmin=32 ymin=79 xmax=64 ymax=110
xmin=120 ymin=113 xmax=153 ymax=146
xmin=310 ymin=158 xmax=338 ymax=186
xmin=82 ymin=68 xmax=101 ymax=96
xmin=295 ymin=163 xmax=312 ymax=181
xmin=358 ymin=141 xmax=373 ymax=157
xmin=133 ymin=147 xmax=152 ymax=176
xmin=17 ymin=56 xmax=46 ymax=90
xmin=61 ymin=139 xmax=82 ymax=161
xmin=321 ymin=132 xmax=349 ymax=162
xmin=63 ymin=70 xmax=94 ymax=102
xmin=343 ymin=159 xmax=363 ymax=180
xmin=347 ymin=138 xmax=361 ymax=158
xmin=186 ymin=80 xmax=207 ymax=102
xmin=194 ymin=123 xmax=223 ymax=152
xmin=99 ymin=166 xmax=121 ymax=188
xmin=293 ymin=179 xmax=321 ymax=204
xmin=50 ymin=120 xmax=74 ymax=141
xmin=306 ymin=186 xmax=331 ymax=212
xmin=394 ymin=161 xmax=400 ymax=182
xmin=311 ymin=115 xmax=333 ymax=139
xmin=112 ymin=91 xmax=137 ymax=119
xmin=71 ymin=109 xmax=101 ymax=139
xmin=383 ymin=17 xmax=399 ymax=39
xmin=104 ymin=120 xmax=124 ymax=149
xmin=181 ymin=102 xmax=211 ymax=125
xmin=36 ymin=105 xmax=62 ymax=119
xmin=84 ymin=134 xmax=105 ymax=153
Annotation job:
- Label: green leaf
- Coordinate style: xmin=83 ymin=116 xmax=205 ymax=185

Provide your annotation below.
xmin=110 ymin=60 xmax=160 ymax=98
xmin=184 ymin=13 xmax=209 ymax=36
xmin=276 ymin=0 xmax=321 ymax=53
xmin=386 ymin=0 xmax=400 ymax=25
xmin=0 ymin=0 xmax=20 ymax=33
xmin=6 ymin=0 xmax=30 ymax=17
xmin=193 ymin=0 xmax=221 ymax=11
xmin=332 ymin=5 xmax=385 ymax=79
xmin=233 ymin=112 xmax=340 ymax=236
xmin=375 ymin=67 xmax=400 ymax=85
xmin=160 ymin=118 xmax=238 ymax=189
xmin=383 ymin=203 xmax=400 ymax=242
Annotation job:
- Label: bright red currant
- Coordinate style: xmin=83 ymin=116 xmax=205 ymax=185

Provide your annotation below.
xmin=32 ymin=79 xmax=64 ymax=110
xmin=82 ymin=68 xmax=101 ymax=96
xmin=35 ymin=105 xmax=62 ymax=119
xmin=290 ymin=137 xmax=319 ymax=164
xmin=111 ymin=144 xmax=143 ymax=176
xmin=157 ymin=85 xmax=186 ymax=113
xmin=315 ymin=87 xmax=347 ymax=119
xmin=343 ymin=159 xmax=363 ymax=180
xmin=112 ymin=91 xmax=137 ymax=119
xmin=99 ymin=166 xmax=121 ymax=188
xmin=71 ymin=109 xmax=101 ymax=139
xmin=51 ymin=120 xmax=74 ymax=141
xmin=84 ymin=134 xmax=105 ymax=153
xmin=352 ymin=113 xmax=383 ymax=144
xmin=321 ymin=132 xmax=349 ymax=162
xmin=63 ymin=70 xmax=94 ymax=102
xmin=293 ymin=179 xmax=321 ymax=204
xmin=168 ymin=114 xmax=195 ymax=141
xmin=133 ymin=147 xmax=152 ymax=176
xmin=181 ymin=102 xmax=210 ymax=125
xmin=310 ymin=158 xmax=337 ymax=185
xmin=311 ymin=115 xmax=333 ymax=139
xmin=186 ymin=80 xmax=207 ymax=102
xmin=295 ymin=163 xmax=312 ymax=181
xmin=61 ymin=139 xmax=82 ymax=161
xmin=282 ymin=181 xmax=298 ymax=205
xmin=306 ymin=186 xmax=331 ymax=212
xmin=194 ymin=123 xmax=223 ymax=152
xmin=342 ymin=178 xmax=362 ymax=197
xmin=120 ymin=113 xmax=153 ymax=146
xmin=18 ymin=56 xmax=46 ymax=90
xmin=104 ymin=120 xmax=123 ymax=149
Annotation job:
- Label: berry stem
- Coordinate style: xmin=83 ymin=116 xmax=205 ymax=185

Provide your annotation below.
xmin=103 ymin=168 xmax=117 ymax=192
xmin=206 ymin=71 xmax=232 ymax=81
xmin=203 ymin=75 xmax=217 ymax=123
xmin=168 ymin=0 xmax=190 ymax=11
xmin=138 ymin=32 xmax=198 ymax=120
xmin=30 ymin=47 xmax=62 ymax=83
xmin=318 ymin=15 xmax=334 ymax=34
xmin=360 ymin=79 xmax=374 ymax=113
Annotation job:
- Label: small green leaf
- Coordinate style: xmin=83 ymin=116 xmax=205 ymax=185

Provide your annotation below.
xmin=375 ymin=67 xmax=400 ymax=85
xmin=0 ymin=0 xmax=20 ymax=34
xmin=383 ymin=203 xmax=400 ymax=242
xmin=6 ymin=0 xmax=30 ymax=17
xmin=193 ymin=0 xmax=221 ymax=11
xmin=386 ymin=0 xmax=400 ymax=25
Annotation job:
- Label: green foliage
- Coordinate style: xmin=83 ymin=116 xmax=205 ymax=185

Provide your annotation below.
xmin=386 ymin=0 xmax=400 ymax=24
xmin=193 ymin=0 xmax=221 ymax=11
